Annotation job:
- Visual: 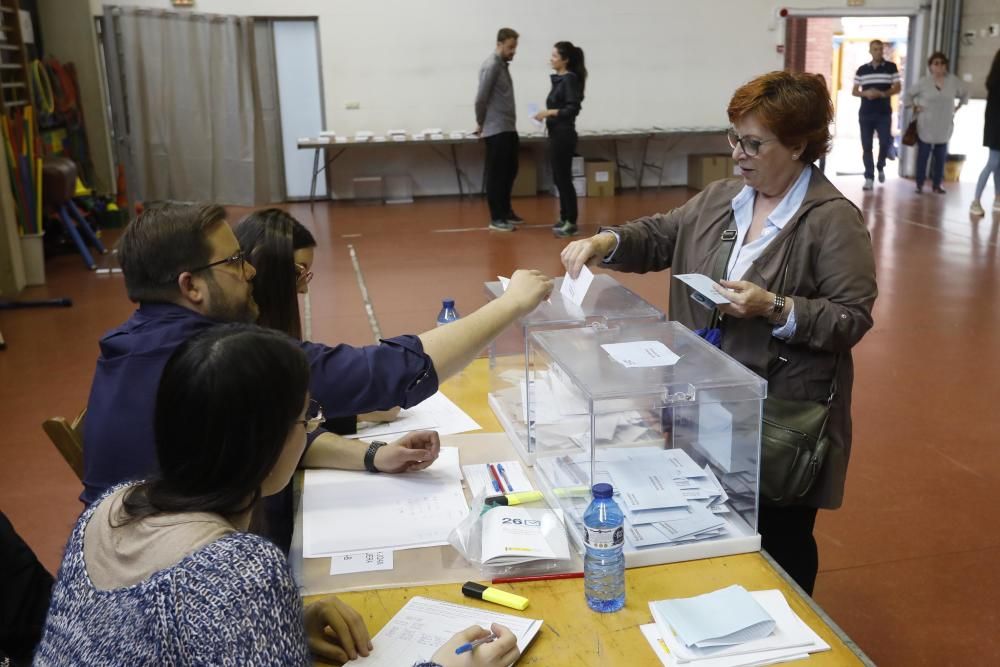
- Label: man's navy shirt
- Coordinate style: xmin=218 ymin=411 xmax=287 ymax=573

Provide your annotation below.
xmin=81 ymin=302 xmax=438 ymax=506
xmin=854 ymin=60 xmax=900 ymax=116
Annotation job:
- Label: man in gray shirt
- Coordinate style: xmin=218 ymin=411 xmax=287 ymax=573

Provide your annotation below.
xmin=476 ymin=28 xmax=521 ymax=232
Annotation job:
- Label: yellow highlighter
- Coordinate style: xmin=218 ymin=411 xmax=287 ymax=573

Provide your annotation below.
xmin=462 ymin=581 xmax=530 ymax=611
xmin=483 ymin=490 xmax=544 ymax=507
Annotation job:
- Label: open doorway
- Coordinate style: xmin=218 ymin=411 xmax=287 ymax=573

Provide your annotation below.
xmin=785 ymin=15 xmax=910 ymax=179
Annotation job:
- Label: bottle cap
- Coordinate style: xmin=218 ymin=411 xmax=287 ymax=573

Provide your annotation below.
xmin=443 ymin=299 xmax=455 ymax=307
xmin=592 ymin=483 xmax=613 ymax=499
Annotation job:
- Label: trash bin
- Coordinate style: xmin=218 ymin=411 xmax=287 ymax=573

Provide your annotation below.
xmin=944 ymin=154 xmax=965 ymax=182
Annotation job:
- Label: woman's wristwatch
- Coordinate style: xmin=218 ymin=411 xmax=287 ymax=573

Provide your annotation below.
xmin=771 ymin=294 xmax=786 ymax=321
xmin=364 ymin=441 xmax=388 ymax=473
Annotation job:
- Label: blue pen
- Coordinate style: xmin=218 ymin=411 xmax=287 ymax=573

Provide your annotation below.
xmin=486 ymin=464 xmax=501 ymax=492
xmin=455 ymin=632 xmax=498 ymax=655
xmin=497 ymin=463 xmax=513 ymax=492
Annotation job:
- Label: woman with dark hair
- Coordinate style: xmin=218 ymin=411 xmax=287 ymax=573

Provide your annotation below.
xmin=970 ymin=47 xmax=1000 ymax=216
xmin=560 ymin=71 xmax=877 ymax=595
xmin=904 ymin=51 xmax=968 ymax=194
xmin=235 ymin=208 xmax=399 ymax=428
xmin=234 ymin=207 xmax=317 ymax=339
xmin=534 ymin=41 xmax=587 ymax=238
xmin=34 ymin=325 xmax=519 ymax=666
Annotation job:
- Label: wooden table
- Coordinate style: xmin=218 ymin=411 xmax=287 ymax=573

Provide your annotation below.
xmin=302 ymin=360 xmax=873 ymax=666
xmin=296 ymin=128 xmax=727 ymax=207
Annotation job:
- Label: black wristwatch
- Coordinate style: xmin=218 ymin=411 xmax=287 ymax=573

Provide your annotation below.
xmin=364 ymin=440 xmax=388 ymax=473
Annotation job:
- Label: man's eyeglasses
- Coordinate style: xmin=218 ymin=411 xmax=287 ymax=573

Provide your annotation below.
xmin=184 ymin=251 xmax=248 ymax=278
xmin=295 ymin=263 xmax=314 ymax=286
xmin=727 ymin=127 xmax=778 ymax=157
xmin=294 ymin=399 xmax=325 ymax=433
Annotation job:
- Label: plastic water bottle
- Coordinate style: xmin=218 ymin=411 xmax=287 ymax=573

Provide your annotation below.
xmin=436 ymin=299 xmax=459 ymax=327
xmin=583 ymin=482 xmax=626 ymax=612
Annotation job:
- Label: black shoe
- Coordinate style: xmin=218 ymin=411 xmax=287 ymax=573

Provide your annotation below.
xmin=915 ymin=185 xmax=923 ymax=194
xmin=877 ymin=169 xmax=885 ymax=183
xmin=553 ymin=221 xmax=578 ymax=238
xmin=489 ymin=219 xmax=516 ymax=232
xmin=506 ymin=211 xmax=524 ymax=224
xmin=933 ymin=186 xmax=946 ymax=194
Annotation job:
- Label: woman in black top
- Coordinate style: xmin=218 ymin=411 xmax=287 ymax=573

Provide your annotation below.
xmin=534 ymin=41 xmax=586 ymax=237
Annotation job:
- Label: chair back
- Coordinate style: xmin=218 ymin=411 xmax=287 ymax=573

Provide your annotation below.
xmin=42 ymin=409 xmax=86 ymax=481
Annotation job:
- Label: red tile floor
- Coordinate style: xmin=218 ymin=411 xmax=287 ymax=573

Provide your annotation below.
xmin=1 ymin=175 xmax=998 ymax=665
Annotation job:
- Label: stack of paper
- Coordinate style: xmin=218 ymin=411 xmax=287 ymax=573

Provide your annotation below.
xmin=537 ymin=447 xmax=743 ymax=549
xmin=346 ymin=392 xmax=481 ymax=441
xmin=302 ymin=447 xmax=469 ymax=557
xmin=481 ymin=506 xmax=571 ymax=566
xmin=643 ymin=587 xmax=830 ymax=666
xmin=354 ymin=596 xmax=542 ymax=666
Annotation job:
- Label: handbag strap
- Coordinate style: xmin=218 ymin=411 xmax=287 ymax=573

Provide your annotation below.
xmin=706 ymin=216 xmax=739 ymax=329
xmin=706 ymin=198 xmax=841 ymax=406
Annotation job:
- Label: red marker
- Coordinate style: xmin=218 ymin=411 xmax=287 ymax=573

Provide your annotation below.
xmin=492 ymin=572 xmax=585 ymax=584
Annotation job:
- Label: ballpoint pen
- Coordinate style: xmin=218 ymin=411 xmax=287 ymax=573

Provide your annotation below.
xmin=486 ymin=464 xmax=501 ymax=492
xmin=496 ymin=463 xmax=513 ymax=491
xmin=455 ymin=632 xmax=498 ymax=655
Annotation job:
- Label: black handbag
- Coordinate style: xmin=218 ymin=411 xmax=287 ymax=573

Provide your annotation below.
xmin=706 ymin=215 xmax=836 ymax=507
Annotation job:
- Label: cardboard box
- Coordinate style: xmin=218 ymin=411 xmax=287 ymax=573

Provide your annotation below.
xmin=512 ymin=150 xmax=538 ymax=197
xmin=585 ymin=160 xmax=616 ymax=197
xmin=687 ymin=155 xmax=734 ymax=190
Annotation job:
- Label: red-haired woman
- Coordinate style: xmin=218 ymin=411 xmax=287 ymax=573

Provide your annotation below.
xmin=558 ymin=71 xmax=877 ymax=596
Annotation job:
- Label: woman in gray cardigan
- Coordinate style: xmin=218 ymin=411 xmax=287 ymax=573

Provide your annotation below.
xmin=560 ymin=71 xmax=877 ymax=596
xmin=904 ymin=51 xmax=968 ymax=194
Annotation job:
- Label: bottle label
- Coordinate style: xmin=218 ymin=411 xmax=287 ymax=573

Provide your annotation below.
xmin=585 ymin=525 xmax=624 ymax=549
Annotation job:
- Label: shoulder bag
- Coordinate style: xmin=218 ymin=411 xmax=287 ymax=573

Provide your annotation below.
xmin=706 ymin=215 xmax=837 ymax=507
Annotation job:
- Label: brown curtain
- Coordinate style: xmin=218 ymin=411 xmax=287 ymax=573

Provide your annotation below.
xmin=113 ymin=7 xmax=284 ymax=205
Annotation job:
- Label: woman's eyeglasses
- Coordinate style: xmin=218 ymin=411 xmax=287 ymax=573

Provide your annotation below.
xmin=294 ymin=399 xmax=325 ymax=433
xmin=727 ymin=127 xmax=778 ymax=157
xmin=295 ymin=263 xmax=314 ymax=286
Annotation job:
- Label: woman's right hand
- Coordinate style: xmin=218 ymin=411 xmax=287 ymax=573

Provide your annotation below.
xmin=430 ymin=623 xmax=520 ymax=667
xmin=560 ymin=232 xmax=616 ymax=279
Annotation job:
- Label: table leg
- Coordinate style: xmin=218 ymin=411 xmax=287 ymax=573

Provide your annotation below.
xmin=451 ymin=144 xmax=464 ymax=197
xmin=309 ymin=148 xmax=320 ymax=210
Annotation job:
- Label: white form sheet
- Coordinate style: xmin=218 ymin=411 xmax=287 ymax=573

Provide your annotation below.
xmin=347 ymin=392 xmax=481 ymax=440
xmin=354 ymin=596 xmax=543 ymax=667
xmin=302 ymin=448 xmax=468 ymax=557
xmin=673 ymin=273 xmax=732 ymax=305
xmin=560 ymin=264 xmax=595 ymax=306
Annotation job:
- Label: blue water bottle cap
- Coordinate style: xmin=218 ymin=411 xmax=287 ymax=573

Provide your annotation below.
xmin=442 ymin=299 xmax=455 ymax=308
xmin=592 ymin=483 xmax=613 ymax=499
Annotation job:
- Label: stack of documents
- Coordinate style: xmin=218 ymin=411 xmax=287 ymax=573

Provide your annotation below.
xmin=537 ymin=447 xmax=745 ymax=549
xmin=643 ymin=586 xmax=830 ymax=666
xmin=347 ymin=392 xmax=480 ymax=442
xmin=302 ymin=447 xmax=469 ymax=557
xmin=354 ymin=597 xmax=542 ymax=666
xmin=481 ymin=506 xmax=571 ymax=566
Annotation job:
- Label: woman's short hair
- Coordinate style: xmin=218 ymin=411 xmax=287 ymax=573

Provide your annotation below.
xmin=122 ymin=324 xmax=309 ymax=521
xmin=727 ymin=71 xmax=834 ymax=164
xmin=927 ymin=51 xmax=949 ymax=68
xmin=234 ymin=209 xmax=316 ymax=339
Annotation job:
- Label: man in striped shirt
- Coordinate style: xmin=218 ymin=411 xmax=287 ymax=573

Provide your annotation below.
xmin=853 ymin=40 xmax=901 ymax=190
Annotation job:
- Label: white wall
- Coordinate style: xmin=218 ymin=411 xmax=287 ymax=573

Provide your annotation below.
xmin=91 ymin=0 xmax=927 ymax=197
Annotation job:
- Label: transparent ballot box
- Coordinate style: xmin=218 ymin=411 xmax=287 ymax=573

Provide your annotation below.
xmin=527 ymin=320 xmax=765 ymax=567
xmin=484 ymin=275 xmax=663 ymax=465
